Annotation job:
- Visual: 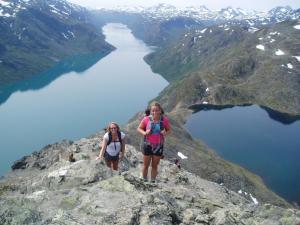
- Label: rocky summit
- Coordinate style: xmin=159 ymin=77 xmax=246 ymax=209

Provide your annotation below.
xmin=1 ymin=133 xmax=300 ymax=225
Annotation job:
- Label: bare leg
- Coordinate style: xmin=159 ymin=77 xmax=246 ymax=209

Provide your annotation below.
xmin=142 ymin=155 xmax=152 ymax=180
xmin=112 ymin=160 xmax=119 ymax=171
xmin=151 ymin=155 xmax=161 ymax=181
xmin=105 ymin=160 xmax=114 ymax=170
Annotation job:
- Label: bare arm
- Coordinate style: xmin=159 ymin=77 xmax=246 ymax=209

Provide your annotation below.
xmin=137 ymin=121 xmax=151 ymax=136
xmin=120 ymin=137 xmax=126 ymax=161
xmin=161 ymin=119 xmax=171 ymax=136
xmin=96 ymin=137 xmax=107 ymax=160
xmin=161 ymin=128 xmax=170 ymax=136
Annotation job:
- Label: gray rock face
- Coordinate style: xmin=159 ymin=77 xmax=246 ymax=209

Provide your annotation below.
xmin=1 ymin=134 xmax=299 ymax=225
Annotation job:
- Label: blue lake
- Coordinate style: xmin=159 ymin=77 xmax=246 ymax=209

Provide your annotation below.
xmin=0 ymin=23 xmax=168 ymax=175
xmin=1 ymin=22 xmax=299 ymax=206
xmin=185 ymin=104 xmax=300 ymax=205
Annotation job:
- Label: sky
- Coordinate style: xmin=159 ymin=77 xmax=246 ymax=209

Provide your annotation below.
xmin=67 ymin=0 xmax=300 ymax=11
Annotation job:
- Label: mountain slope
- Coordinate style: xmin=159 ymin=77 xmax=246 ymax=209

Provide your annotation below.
xmin=119 ymin=19 xmax=300 ymax=206
xmin=146 ymin=20 xmax=300 ymax=116
xmin=0 ymin=0 xmax=114 ymax=87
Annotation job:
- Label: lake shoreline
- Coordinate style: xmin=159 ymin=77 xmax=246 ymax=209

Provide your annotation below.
xmin=185 ymin=104 xmax=300 ymax=206
xmin=0 ymin=23 xmax=168 ymax=176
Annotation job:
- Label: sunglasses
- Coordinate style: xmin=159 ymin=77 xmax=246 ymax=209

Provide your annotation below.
xmin=110 ymin=127 xmax=117 ymax=130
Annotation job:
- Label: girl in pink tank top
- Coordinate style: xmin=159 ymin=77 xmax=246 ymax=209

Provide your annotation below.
xmin=137 ymin=102 xmax=171 ymax=183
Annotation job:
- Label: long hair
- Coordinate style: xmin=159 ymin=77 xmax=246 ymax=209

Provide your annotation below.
xmin=149 ymin=101 xmax=164 ymax=115
xmin=106 ymin=122 xmax=120 ymax=133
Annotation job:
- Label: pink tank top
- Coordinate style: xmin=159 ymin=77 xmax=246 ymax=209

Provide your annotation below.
xmin=141 ymin=116 xmax=170 ymax=144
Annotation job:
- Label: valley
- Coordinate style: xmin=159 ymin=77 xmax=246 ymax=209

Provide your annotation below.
xmin=1 ymin=0 xmax=300 ymax=208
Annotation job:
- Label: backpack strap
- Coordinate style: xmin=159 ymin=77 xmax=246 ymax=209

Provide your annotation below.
xmin=160 ymin=116 xmax=164 ymax=131
xmin=159 ymin=116 xmax=165 ymax=145
xmin=148 ymin=115 xmax=164 ymax=132
xmin=117 ymin=131 xmax=123 ymax=152
xmin=142 ymin=116 xmax=165 ymax=149
xmin=107 ymin=131 xmax=122 ymax=146
xmin=148 ymin=115 xmax=155 ymax=132
xmin=107 ymin=132 xmax=112 ymax=146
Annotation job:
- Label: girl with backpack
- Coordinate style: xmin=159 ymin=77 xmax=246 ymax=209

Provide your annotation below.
xmin=96 ymin=122 xmax=125 ymax=171
xmin=137 ymin=101 xmax=171 ymax=183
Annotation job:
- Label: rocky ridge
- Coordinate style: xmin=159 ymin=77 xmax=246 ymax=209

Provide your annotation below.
xmin=1 ymin=133 xmax=300 ymax=225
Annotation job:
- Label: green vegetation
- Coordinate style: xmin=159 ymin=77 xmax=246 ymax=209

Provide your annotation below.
xmin=0 ymin=4 xmax=114 ymax=87
xmin=60 ymin=196 xmax=79 ymax=210
xmin=0 ymin=185 xmax=11 ymax=196
xmin=124 ymin=19 xmax=299 ymax=207
xmin=99 ymin=176 xmax=136 ymax=193
xmin=146 ymin=20 xmax=300 ymax=115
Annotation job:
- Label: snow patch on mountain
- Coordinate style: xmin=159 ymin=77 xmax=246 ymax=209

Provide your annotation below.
xmin=275 ymin=49 xmax=285 ymax=55
xmin=99 ymin=4 xmax=300 ymax=27
xmin=256 ymin=45 xmax=265 ymax=51
xmin=293 ymin=56 xmax=300 ymax=62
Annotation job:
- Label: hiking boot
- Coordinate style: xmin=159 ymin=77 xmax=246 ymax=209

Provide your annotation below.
xmin=139 ymin=176 xmax=148 ymax=183
xmin=143 ymin=178 xmax=149 ymax=183
xmin=148 ymin=179 xmax=159 ymax=187
xmin=150 ymin=180 xmax=157 ymax=185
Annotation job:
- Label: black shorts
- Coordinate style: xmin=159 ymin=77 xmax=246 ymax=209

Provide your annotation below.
xmin=142 ymin=143 xmax=164 ymax=156
xmin=104 ymin=151 xmax=119 ymax=161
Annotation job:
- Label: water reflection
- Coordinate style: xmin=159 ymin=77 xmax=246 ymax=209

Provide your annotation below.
xmin=0 ymin=52 xmax=111 ymax=106
xmin=0 ymin=23 xmax=168 ymax=175
xmin=260 ymin=106 xmax=300 ymax=125
xmin=189 ymin=103 xmax=300 ymax=125
xmin=185 ymin=104 xmax=300 ymax=204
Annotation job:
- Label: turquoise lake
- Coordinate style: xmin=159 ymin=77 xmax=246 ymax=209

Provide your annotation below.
xmin=1 ymin=22 xmax=299 ymax=206
xmin=0 ymin=23 xmax=168 ymax=175
xmin=185 ymin=105 xmax=300 ymax=205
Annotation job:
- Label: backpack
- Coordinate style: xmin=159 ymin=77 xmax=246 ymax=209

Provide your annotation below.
xmin=107 ymin=131 xmax=123 ymax=149
xmin=141 ymin=115 xmax=165 ymax=156
xmin=148 ymin=115 xmax=164 ymax=133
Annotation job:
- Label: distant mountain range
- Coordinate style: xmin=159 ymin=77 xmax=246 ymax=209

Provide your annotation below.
xmin=94 ymin=4 xmax=300 ymax=49
xmin=100 ymin=4 xmax=299 ymax=26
